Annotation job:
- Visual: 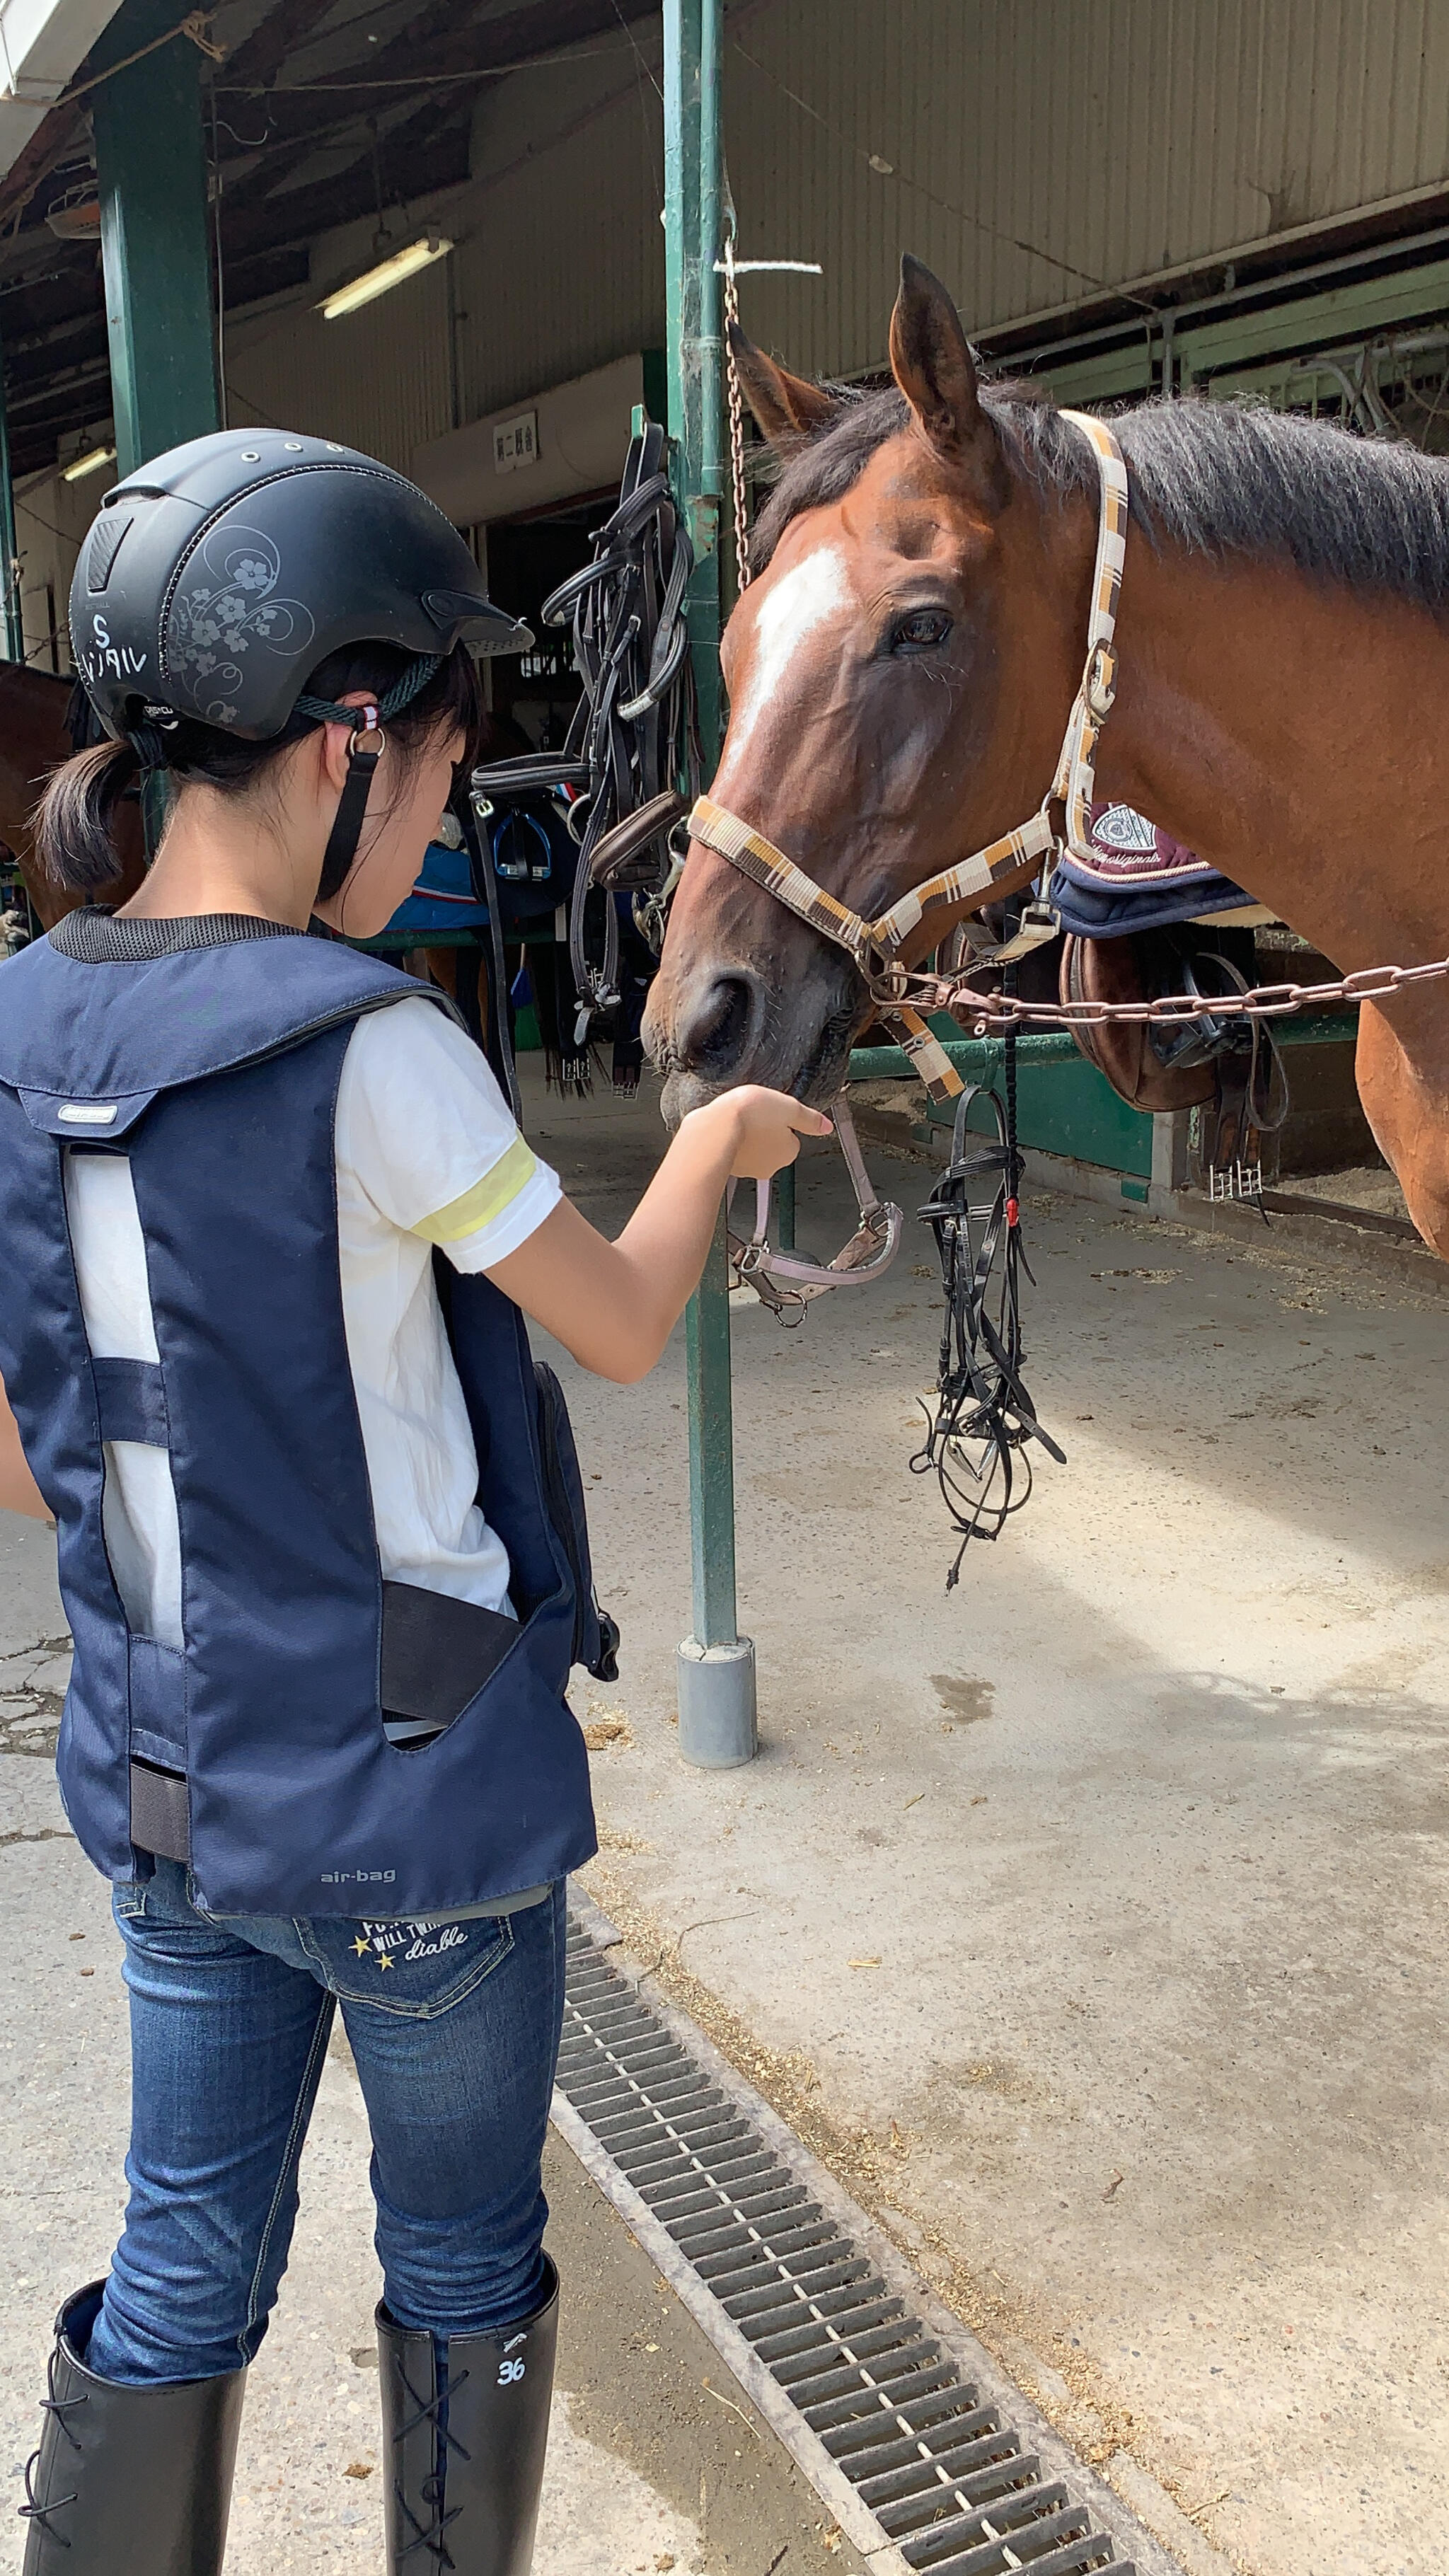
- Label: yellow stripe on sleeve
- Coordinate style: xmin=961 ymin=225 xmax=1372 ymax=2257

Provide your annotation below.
xmin=410 ymin=1134 xmax=539 ymax=1244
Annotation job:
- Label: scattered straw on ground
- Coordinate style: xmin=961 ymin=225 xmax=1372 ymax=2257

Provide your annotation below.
xmin=582 ymin=1701 xmax=637 ymax=1752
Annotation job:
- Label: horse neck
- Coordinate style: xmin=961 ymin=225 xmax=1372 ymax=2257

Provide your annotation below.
xmin=1092 ymin=539 xmax=1449 ymax=969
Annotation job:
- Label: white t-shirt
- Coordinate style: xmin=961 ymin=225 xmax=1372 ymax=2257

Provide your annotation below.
xmin=63 ymin=996 xmax=561 ymax=1659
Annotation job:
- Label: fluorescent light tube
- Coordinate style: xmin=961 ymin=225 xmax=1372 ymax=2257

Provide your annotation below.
xmin=62 ymin=444 xmax=116 ymax=482
xmin=320 ymin=236 xmax=453 ymax=321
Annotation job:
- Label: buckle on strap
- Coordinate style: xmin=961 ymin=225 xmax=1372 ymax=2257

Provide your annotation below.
xmin=728 ymin=1097 xmax=904 ymax=1318
xmin=1083 ymin=639 xmax=1117 ymax=721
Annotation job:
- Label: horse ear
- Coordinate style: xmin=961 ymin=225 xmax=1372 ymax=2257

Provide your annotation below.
xmin=727 ymin=320 xmax=835 ymax=446
xmin=889 ymin=254 xmax=988 ymax=463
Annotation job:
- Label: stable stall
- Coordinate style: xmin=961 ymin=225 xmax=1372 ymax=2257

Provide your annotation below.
xmin=4 ymin=14 xmax=1449 ymax=2572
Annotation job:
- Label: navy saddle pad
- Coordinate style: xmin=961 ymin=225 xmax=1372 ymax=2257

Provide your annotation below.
xmin=1053 ymin=802 xmax=1254 ymax=940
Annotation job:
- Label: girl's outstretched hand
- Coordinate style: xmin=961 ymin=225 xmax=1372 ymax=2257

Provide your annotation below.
xmin=686 ymin=1085 xmax=833 ymax=1181
xmin=488 ymin=1087 xmax=834 ymax=1382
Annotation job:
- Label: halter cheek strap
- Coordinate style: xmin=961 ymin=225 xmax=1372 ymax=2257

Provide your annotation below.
xmin=686 ymin=411 xmax=1130 ymax=1104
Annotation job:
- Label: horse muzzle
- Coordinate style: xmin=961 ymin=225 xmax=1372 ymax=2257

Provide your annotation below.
xmin=644 ymin=949 xmax=862 ymax=1124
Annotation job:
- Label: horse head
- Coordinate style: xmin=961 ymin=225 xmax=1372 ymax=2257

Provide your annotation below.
xmin=646 ymin=255 xmax=1099 ymax=1116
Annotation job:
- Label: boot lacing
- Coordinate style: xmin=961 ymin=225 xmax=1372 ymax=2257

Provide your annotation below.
xmin=391 ymin=2357 xmax=472 ymax=2568
xmin=17 ymin=2346 xmax=89 ymax=2542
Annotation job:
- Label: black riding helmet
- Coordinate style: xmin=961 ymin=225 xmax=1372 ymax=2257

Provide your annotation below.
xmin=69 ymin=426 xmax=531 ymax=893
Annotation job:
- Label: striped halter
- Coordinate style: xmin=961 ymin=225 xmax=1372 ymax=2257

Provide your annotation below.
xmin=687 ymin=411 xmax=1128 ymax=1104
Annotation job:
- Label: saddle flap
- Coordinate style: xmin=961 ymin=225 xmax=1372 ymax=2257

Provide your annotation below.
xmin=1059 ymin=934 xmax=1217 ymax=1113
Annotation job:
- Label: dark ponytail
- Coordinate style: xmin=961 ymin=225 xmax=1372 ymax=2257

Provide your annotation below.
xmin=35 ymin=736 xmax=145 ymax=892
xmin=36 ymin=639 xmax=483 ymax=896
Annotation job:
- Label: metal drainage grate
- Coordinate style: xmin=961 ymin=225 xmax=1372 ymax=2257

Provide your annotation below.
xmin=556 ymin=1914 xmax=1136 ymax=2576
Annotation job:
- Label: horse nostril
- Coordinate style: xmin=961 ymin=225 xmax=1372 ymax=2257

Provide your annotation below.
xmin=678 ymin=971 xmax=758 ymax=1074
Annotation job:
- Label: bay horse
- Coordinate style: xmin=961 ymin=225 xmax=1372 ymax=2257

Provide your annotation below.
xmin=645 ymin=255 xmax=1449 ymax=1260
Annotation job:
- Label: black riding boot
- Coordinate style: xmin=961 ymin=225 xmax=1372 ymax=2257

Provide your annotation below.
xmin=377 ymin=2258 xmax=558 ymax=2574
xmin=20 ymin=2281 xmax=246 ymax=2575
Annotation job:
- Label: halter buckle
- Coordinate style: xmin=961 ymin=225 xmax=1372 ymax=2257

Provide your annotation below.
xmin=862 ymin=948 xmax=914 ymax=1003
xmin=1084 ymin=641 xmax=1117 ymax=722
xmin=727 ymin=1097 xmax=904 ymax=1319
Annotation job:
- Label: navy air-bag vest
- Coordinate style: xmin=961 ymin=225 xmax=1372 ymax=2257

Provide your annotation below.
xmin=0 ymin=929 xmax=597 ymax=1917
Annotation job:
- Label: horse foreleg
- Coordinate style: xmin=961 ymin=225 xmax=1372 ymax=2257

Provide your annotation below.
xmin=1355 ymin=996 xmax=1449 ymax=1257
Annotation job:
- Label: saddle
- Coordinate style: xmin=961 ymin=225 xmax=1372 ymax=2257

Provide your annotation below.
xmin=1052 ymin=804 xmax=1287 ymax=1163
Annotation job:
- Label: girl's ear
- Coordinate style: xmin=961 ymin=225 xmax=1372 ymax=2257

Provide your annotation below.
xmin=317 ymin=720 xmax=357 ymax=795
xmin=727 ymin=320 xmax=836 ymax=446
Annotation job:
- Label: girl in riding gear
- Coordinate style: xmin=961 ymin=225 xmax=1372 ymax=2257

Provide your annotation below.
xmin=0 ymin=427 xmax=825 ymax=2576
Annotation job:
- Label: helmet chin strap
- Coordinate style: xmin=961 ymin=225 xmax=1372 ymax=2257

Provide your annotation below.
xmin=316 ymin=709 xmax=386 ymax=903
xmin=298 ymin=652 xmax=442 ymax=905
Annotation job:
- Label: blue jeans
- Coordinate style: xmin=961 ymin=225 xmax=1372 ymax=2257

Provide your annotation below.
xmin=87 ymin=1860 xmax=566 ymax=2385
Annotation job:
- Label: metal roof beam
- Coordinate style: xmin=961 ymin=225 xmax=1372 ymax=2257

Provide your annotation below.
xmin=214 ymin=0 xmax=657 ymax=166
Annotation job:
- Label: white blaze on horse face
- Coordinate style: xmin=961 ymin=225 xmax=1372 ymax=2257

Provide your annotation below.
xmin=725 ymin=545 xmax=850 ymax=759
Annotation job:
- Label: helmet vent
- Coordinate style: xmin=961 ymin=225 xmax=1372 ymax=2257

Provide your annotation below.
xmin=85 ymin=512 xmax=133 ymax=595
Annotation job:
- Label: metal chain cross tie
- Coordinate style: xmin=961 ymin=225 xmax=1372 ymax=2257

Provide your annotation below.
xmin=722 ymin=231 xmax=752 ymax=592
xmin=928 ymin=949 xmax=1449 ymax=1034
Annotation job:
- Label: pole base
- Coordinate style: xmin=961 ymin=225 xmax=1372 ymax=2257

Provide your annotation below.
xmin=676 ymin=1635 xmax=757 ymax=1769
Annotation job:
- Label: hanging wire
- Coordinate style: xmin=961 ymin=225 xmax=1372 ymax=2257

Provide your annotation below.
xmin=207 ymin=71 xmax=228 ymax=428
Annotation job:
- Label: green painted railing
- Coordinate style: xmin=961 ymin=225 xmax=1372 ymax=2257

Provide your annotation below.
xmin=848 ymin=1011 xmax=1358 ymax=1085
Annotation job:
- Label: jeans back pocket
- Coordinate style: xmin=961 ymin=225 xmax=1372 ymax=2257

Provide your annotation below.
xmin=296 ymin=1912 xmax=514 ymax=2018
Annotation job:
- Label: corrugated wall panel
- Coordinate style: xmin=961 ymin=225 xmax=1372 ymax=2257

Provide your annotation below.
xmin=224 ymin=256 xmax=454 ymax=466
xmin=14 ymin=469 xmax=96 ymax=671
xmin=718 ymin=0 xmax=1449 ymax=382
xmin=212 ymin=0 xmax=1449 ymax=497
xmin=451 ymin=77 xmax=664 ymax=429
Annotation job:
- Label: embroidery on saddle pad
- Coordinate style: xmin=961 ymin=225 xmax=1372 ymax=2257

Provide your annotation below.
xmin=1092 ymin=804 xmax=1158 ymax=855
xmin=1052 ymin=802 xmax=1254 ymax=940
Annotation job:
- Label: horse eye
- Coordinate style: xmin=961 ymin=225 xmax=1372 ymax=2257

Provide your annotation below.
xmin=891 ymin=608 xmax=953 ymax=654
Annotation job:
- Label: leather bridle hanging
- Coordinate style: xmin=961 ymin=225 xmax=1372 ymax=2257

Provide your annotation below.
xmin=686 ymin=411 xmax=1130 ymax=1104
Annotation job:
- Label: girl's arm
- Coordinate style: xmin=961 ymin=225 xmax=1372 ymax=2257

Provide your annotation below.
xmin=487 ymin=1085 xmax=830 ymax=1382
xmin=0 ymin=1372 xmax=50 ymax=1520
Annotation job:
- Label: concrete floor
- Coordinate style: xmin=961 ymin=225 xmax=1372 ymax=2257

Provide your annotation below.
xmin=4 ymin=1057 xmax=1448 ymax=2576
xmin=528 ymin=1064 xmax=1449 ymax=2576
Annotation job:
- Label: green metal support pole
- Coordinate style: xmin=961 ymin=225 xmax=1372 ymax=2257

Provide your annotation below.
xmin=90 ymin=0 xmax=219 ymax=851
xmin=683 ymin=1210 xmax=735 ymax=1636
xmin=91 ymin=0 xmax=219 ymax=475
xmin=0 ymin=321 xmax=23 ymax=661
xmin=664 ymin=0 xmax=756 ymax=1766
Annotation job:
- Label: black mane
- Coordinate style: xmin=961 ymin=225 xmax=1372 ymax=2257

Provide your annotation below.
xmin=751 ymin=381 xmax=1449 ymax=616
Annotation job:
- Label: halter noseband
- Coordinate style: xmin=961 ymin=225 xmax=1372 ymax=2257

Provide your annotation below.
xmin=687 ymin=411 xmax=1129 ymax=1108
